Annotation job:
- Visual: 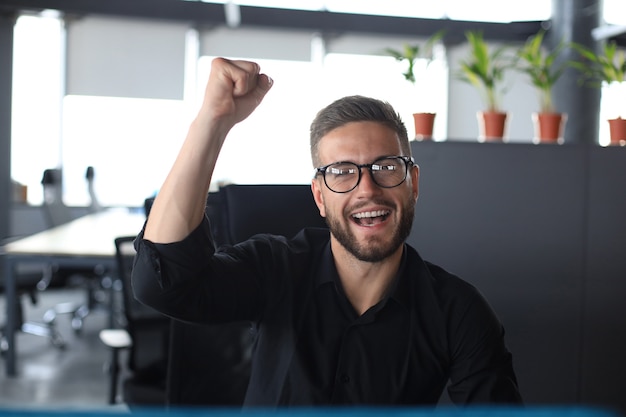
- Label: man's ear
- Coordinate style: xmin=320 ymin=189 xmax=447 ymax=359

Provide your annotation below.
xmin=411 ymin=164 xmax=420 ymax=202
xmin=311 ymin=179 xmax=327 ymax=218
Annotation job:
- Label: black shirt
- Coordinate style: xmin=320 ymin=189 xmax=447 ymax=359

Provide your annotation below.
xmin=132 ymin=216 xmax=522 ymax=406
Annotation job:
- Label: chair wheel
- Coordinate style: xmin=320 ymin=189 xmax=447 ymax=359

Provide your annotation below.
xmin=71 ymin=317 xmax=84 ymax=333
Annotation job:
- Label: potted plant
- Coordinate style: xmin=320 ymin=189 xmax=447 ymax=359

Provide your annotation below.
xmin=572 ymin=40 xmax=626 ymax=145
xmin=384 ymin=30 xmax=445 ymax=140
xmin=515 ymin=30 xmax=571 ymax=144
xmin=457 ymin=30 xmax=516 ymax=141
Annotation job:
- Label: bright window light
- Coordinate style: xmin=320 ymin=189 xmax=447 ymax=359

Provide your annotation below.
xmin=444 ymin=0 xmax=551 ymax=22
xmin=12 ymin=4 xmax=624 ymax=207
xmin=61 ymin=95 xmax=189 ymax=206
xmin=197 ymin=56 xmax=320 ymax=187
xmin=604 ymin=0 xmax=626 ymax=25
xmin=11 ymin=15 xmax=64 ymax=205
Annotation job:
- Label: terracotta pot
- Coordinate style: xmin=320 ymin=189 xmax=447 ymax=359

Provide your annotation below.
xmin=532 ymin=112 xmax=567 ymax=144
xmin=477 ymin=111 xmax=507 ymax=142
xmin=608 ymin=117 xmax=626 ymax=146
xmin=412 ymin=112 xmax=436 ymax=140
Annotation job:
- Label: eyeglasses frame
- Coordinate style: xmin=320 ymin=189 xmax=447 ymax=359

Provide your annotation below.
xmin=314 ymin=155 xmax=416 ymax=194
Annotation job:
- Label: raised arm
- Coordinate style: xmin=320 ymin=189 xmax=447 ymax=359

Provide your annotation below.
xmin=144 ymin=58 xmax=273 ymax=243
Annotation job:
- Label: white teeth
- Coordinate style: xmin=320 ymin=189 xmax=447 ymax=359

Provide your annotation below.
xmin=353 ymin=210 xmax=389 ymax=219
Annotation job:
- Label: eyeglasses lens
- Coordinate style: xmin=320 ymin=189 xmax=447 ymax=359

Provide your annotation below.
xmin=324 ymin=157 xmax=408 ymax=193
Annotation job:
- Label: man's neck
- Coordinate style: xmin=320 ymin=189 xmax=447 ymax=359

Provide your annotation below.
xmin=330 ymin=238 xmax=403 ymax=316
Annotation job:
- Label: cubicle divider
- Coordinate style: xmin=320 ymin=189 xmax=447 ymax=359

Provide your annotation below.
xmin=407 ymin=140 xmax=626 ymax=413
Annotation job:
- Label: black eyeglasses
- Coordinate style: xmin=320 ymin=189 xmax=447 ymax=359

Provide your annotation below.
xmin=315 ymin=156 xmax=415 ymax=193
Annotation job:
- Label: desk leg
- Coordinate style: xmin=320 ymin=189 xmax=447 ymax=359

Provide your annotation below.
xmin=2 ymin=256 xmax=17 ymax=376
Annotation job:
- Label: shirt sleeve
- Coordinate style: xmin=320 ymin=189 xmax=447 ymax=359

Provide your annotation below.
xmin=445 ymin=286 xmax=523 ymax=404
xmin=131 ymin=215 xmax=266 ymax=324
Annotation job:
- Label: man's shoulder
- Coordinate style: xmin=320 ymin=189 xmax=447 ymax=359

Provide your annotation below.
xmin=240 ymin=227 xmax=329 ymax=256
xmin=404 ymin=244 xmax=482 ymax=301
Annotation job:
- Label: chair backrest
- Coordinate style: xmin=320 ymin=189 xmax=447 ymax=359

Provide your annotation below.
xmin=166 ymin=184 xmax=328 ymax=406
xmin=114 ymin=236 xmax=170 ymax=404
xmin=85 ymin=166 xmax=103 ymax=213
xmin=219 ymin=184 xmax=327 ymax=244
xmin=41 ymin=169 xmax=74 ymax=227
xmin=167 ymin=320 xmax=256 ymax=406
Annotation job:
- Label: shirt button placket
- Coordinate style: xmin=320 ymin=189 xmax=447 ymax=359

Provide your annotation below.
xmin=332 ymin=325 xmax=357 ymax=403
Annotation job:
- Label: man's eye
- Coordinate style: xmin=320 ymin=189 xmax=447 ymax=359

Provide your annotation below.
xmin=373 ymin=162 xmax=398 ymax=172
xmin=330 ymin=166 xmax=355 ymax=175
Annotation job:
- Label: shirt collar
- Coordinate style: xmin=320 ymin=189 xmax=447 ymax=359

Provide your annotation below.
xmin=315 ymin=242 xmax=411 ymax=310
xmin=316 ymin=241 xmax=337 ymax=288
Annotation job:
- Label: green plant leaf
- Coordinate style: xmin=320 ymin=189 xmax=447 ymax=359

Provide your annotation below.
xmin=382 ymin=29 xmax=446 ymax=86
xmin=457 ymin=30 xmax=515 ymax=112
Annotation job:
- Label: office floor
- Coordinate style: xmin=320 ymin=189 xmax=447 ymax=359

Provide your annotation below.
xmin=0 ymin=286 xmax=129 ymax=410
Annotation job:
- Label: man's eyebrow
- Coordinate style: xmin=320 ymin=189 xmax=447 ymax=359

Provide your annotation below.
xmin=325 ymin=155 xmax=400 ymax=165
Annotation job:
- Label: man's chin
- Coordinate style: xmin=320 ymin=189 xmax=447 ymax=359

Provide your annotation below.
xmin=347 ymin=238 xmax=400 ymax=263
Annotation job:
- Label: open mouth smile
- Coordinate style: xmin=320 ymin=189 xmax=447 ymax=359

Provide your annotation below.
xmin=351 ymin=210 xmax=391 ymax=227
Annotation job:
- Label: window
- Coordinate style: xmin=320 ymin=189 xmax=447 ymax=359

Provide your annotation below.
xmin=197 ymin=56 xmax=319 ymax=186
xmin=198 ymin=52 xmax=448 ymax=186
xmin=321 ymin=53 xmax=448 ymax=141
xmin=12 ymin=14 xmax=447 ymax=206
xmin=604 ymin=0 xmax=626 ymax=25
xmin=61 ymin=96 xmax=188 ymax=206
xmin=599 ymin=0 xmax=626 ymax=146
xmin=11 ymin=14 xmax=64 ymax=204
xmin=15 ymin=3 xmax=622 ymax=206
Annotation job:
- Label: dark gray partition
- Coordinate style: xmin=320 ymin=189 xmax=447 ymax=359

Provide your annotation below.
xmin=581 ymin=146 xmax=626 ymax=409
xmin=407 ymin=140 xmax=626 ymax=413
xmin=407 ymin=141 xmax=587 ymax=405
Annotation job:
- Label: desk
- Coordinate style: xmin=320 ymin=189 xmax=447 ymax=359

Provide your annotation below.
xmin=1 ymin=209 xmax=146 ymax=377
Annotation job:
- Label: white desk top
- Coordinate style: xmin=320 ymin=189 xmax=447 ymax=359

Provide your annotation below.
xmin=4 ymin=208 xmax=146 ymax=258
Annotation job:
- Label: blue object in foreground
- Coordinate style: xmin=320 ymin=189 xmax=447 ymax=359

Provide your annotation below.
xmin=0 ymin=406 xmax=622 ymax=417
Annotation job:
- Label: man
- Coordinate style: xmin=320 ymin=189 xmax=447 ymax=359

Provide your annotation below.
xmin=132 ymin=57 xmax=522 ymax=405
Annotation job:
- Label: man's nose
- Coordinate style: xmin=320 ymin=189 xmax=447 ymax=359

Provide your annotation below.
xmin=355 ymin=168 xmax=382 ymax=195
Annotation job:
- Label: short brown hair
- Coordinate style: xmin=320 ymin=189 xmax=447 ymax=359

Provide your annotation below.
xmin=309 ymin=95 xmax=410 ymax=167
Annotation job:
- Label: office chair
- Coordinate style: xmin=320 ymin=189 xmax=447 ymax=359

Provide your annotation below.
xmin=99 ymin=236 xmax=170 ymax=406
xmin=0 ymin=261 xmax=66 ymax=351
xmin=0 ymin=168 xmax=98 ymax=349
xmin=40 ymin=168 xmax=110 ymax=333
xmin=166 ymin=184 xmax=328 ymax=406
xmin=85 ymin=166 xmax=103 ymax=213
xmin=41 ymin=168 xmax=74 ymax=227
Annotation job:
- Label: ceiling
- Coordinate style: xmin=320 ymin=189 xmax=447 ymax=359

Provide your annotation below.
xmin=0 ymin=0 xmax=543 ymax=45
xmin=1 ymin=0 xmax=625 ymax=46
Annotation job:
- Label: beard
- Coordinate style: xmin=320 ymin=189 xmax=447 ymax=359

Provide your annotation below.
xmin=325 ymin=195 xmax=415 ymax=263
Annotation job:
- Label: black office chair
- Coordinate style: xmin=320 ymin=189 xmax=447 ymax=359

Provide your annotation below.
xmin=1 ymin=167 xmax=108 ymax=350
xmin=0 ymin=261 xmax=65 ymax=351
xmin=40 ymin=168 xmax=110 ymax=333
xmin=219 ymin=184 xmax=327 ymax=244
xmin=166 ymin=184 xmax=328 ymax=406
xmin=85 ymin=166 xmax=103 ymax=214
xmin=99 ymin=236 xmax=170 ymax=406
xmin=40 ymin=168 xmax=75 ymax=227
